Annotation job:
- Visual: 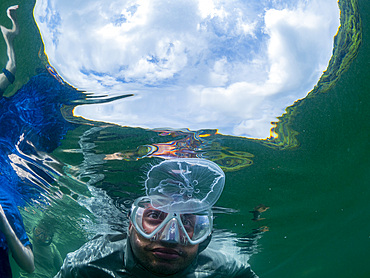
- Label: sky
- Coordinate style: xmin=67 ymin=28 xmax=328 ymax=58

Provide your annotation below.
xmin=34 ymin=0 xmax=340 ymax=139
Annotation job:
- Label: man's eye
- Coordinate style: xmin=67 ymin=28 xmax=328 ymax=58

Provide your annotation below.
xmin=145 ymin=210 xmax=162 ymax=219
xmin=181 ymin=215 xmax=195 ymax=227
xmin=182 ymin=219 xmax=192 ymax=226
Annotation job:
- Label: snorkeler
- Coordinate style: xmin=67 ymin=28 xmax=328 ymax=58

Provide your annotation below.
xmin=20 ymin=220 xmax=63 ymax=278
xmin=55 ymin=158 xmax=258 ymax=277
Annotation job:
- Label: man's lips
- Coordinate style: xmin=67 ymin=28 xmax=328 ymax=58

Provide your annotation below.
xmin=151 ymin=247 xmax=182 ymax=260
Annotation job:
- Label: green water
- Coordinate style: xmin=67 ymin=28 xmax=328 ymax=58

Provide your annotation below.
xmin=249 ymin=0 xmax=370 ymax=276
xmin=0 ymin=0 xmax=369 ymax=277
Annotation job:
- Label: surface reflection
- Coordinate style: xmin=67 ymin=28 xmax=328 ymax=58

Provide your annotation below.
xmin=34 ymin=0 xmax=340 ymax=138
xmin=104 ymin=128 xmax=255 ymax=172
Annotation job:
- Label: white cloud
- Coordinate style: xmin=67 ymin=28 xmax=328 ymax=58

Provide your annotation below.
xmin=34 ymin=0 xmax=339 ymax=138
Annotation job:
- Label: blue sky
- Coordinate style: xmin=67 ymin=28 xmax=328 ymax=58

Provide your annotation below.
xmin=34 ymin=0 xmax=340 ymax=138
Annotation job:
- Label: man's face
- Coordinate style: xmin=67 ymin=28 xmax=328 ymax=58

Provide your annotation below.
xmin=129 ymin=224 xmax=199 ymax=276
xmin=33 ymin=226 xmax=53 ymax=246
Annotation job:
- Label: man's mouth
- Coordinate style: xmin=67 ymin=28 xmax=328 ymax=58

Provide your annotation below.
xmin=151 ymin=247 xmax=182 ymax=260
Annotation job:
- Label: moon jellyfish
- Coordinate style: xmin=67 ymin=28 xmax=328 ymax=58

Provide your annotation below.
xmin=145 ymin=158 xmax=225 ymax=213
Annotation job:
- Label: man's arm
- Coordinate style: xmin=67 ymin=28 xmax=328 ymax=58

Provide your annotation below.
xmin=0 ymin=204 xmax=34 ymax=273
xmin=54 ymin=233 xmax=127 ymax=278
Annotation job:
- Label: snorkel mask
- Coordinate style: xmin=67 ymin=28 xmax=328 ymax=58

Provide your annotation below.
xmin=33 ymin=226 xmax=54 ymax=246
xmin=130 ymin=158 xmax=225 ymax=245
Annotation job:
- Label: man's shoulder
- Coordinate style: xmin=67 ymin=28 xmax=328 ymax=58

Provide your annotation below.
xmin=55 ymin=233 xmax=128 ymax=278
xmin=67 ymin=233 xmax=127 ymax=261
xmin=195 ymin=244 xmax=258 ymax=278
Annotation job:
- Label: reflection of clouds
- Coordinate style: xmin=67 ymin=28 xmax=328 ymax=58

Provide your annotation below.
xmin=34 ymin=0 xmax=339 ymax=138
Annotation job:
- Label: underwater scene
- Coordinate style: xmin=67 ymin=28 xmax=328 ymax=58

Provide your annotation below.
xmin=0 ymin=0 xmax=369 ymax=277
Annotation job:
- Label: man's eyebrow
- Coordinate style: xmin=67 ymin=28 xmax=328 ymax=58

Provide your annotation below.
xmin=144 ymin=208 xmax=164 ymax=214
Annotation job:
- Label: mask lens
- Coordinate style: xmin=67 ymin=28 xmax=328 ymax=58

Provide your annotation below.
xmin=187 ymin=213 xmax=211 ymax=242
xmin=34 ymin=227 xmax=53 ymax=245
xmin=141 ymin=207 xmax=168 ymax=234
xmin=131 ymin=197 xmax=212 ymax=245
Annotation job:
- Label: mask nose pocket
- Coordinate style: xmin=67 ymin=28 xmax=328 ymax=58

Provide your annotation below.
xmin=159 ymin=218 xmax=180 ymax=243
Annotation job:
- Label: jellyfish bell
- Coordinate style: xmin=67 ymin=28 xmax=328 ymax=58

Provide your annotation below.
xmin=145 ymin=158 xmax=225 ymax=214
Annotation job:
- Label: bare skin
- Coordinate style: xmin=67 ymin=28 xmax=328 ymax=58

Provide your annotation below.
xmin=129 ymin=224 xmax=198 ymax=276
xmin=0 ymin=5 xmax=19 ymax=94
xmin=0 ymin=204 xmax=34 ymax=273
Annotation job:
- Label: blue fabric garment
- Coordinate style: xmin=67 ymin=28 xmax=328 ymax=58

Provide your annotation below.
xmin=0 ymin=72 xmax=83 ymax=276
xmin=0 ymin=72 xmax=81 ymax=154
xmin=0 ymin=194 xmax=31 ymax=250
xmin=0 ymin=72 xmax=82 ymax=205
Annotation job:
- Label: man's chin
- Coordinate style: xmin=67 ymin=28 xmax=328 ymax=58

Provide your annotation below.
xmin=142 ymin=254 xmax=182 ymax=275
xmin=148 ymin=263 xmax=183 ymax=277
